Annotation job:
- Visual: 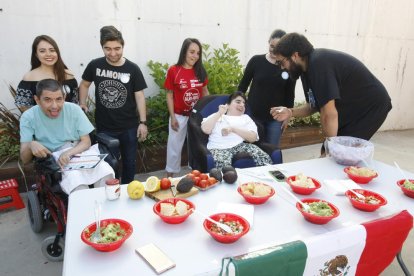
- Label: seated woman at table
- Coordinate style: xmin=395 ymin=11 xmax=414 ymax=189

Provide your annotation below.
xmin=201 ymin=91 xmax=272 ymax=169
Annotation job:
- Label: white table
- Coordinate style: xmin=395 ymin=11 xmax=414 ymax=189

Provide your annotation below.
xmin=62 ymin=158 xmax=413 ymax=276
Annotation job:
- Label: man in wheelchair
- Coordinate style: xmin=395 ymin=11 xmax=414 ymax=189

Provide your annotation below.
xmin=20 ymin=79 xmax=115 ymax=194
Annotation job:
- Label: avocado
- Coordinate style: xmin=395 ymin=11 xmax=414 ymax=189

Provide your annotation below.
xmin=223 ymin=170 xmax=238 ymax=184
xmin=176 ymin=176 xmax=194 ymax=193
xmin=209 ymin=168 xmax=223 ymax=182
xmin=222 ymin=165 xmax=236 ymax=174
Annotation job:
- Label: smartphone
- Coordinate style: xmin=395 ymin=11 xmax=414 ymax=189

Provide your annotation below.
xmin=136 ymin=243 xmax=176 ymax=274
xmin=268 ymin=170 xmax=286 ymax=181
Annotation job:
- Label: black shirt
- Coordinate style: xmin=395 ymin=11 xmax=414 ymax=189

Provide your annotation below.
xmin=238 ymin=54 xmax=295 ymax=121
xmin=82 ymin=57 xmax=147 ymax=131
xmin=301 ymin=49 xmax=391 ymax=130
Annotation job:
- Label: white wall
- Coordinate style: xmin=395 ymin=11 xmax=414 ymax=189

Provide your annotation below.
xmin=1 ymin=0 xmax=413 ymax=130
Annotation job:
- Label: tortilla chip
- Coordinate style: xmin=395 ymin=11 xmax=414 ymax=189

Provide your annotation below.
xmin=160 ymin=203 xmax=175 ymax=216
xmin=254 ymin=184 xmax=271 ymax=196
xmin=175 ymin=200 xmax=189 ymax=216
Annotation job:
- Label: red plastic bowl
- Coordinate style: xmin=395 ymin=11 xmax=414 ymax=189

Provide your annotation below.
xmin=237 ymin=183 xmax=275 ymax=204
xmin=80 ymin=218 xmax=133 ymax=252
xmin=203 ymin=213 xmax=250 ymax=243
xmin=344 ymin=166 xmax=378 ymax=184
xmin=397 ymin=179 xmax=414 ymax=198
xmin=345 ymin=189 xmax=387 ymax=211
xmin=153 ymin=198 xmax=195 ymax=224
xmin=295 ymin=198 xmax=340 ymax=225
xmin=286 ymin=176 xmax=321 ymax=195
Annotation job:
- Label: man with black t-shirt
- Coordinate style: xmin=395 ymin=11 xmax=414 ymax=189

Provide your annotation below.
xmin=270 ymin=33 xmax=392 ymax=147
xmin=79 ymin=26 xmax=148 ymax=183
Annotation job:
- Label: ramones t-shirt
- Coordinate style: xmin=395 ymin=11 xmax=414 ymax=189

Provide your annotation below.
xmin=82 ymin=57 xmax=147 ymax=131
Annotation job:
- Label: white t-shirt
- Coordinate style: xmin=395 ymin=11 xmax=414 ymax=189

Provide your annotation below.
xmin=203 ymin=114 xmax=259 ymax=150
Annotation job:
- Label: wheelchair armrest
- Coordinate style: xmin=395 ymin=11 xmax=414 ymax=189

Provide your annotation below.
xmin=255 ymin=142 xmax=283 ymax=164
xmin=255 ymin=141 xmax=277 ymax=155
xmin=95 ymin=133 xmax=120 ymax=148
xmin=34 ymin=155 xmax=61 ymax=174
xmin=33 ymin=155 xmax=63 ymax=185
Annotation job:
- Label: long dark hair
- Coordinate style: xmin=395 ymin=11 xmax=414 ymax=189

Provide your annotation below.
xmin=31 ymin=35 xmax=68 ymax=83
xmin=176 ymin=38 xmax=207 ymax=82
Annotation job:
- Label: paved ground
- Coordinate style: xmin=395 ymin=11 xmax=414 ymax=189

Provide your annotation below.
xmin=0 ymin=129 xmax=413 ymax=276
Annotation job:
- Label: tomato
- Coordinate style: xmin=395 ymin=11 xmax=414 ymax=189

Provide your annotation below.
xmin=199 ymin=179 xmax=209 ymax=188
xmin=194 ymin=176 xmax=201 ymax=186
xmin=191 ymin=170 xmax=201 ymax=177
xmin=160 ymin=178 xmax=171 ymax=190
xmin=187 ymin=173 xmax=195 ymax=181
xmin=200 ymin=173 xmax=209 ymax=180
xmin=208 ymin=177 xmax=217 ymax=185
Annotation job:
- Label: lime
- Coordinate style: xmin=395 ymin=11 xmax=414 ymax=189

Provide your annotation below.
xmin=145 ymin=176 xmax=161 ymax=192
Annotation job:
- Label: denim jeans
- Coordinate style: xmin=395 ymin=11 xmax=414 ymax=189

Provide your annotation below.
xmin=257 ymin=119 xmax=283 ymax=146
xmin=99 ymin=127 xmax=138 ymax=183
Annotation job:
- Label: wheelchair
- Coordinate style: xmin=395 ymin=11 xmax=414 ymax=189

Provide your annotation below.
xmin=26 ymin=133 xmax=119 ymax=261
xmin=187 ymin=94 xmax=283 ymax=172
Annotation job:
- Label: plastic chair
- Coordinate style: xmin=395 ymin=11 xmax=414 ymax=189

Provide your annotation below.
xmin=187 ymin=94 xmax=282 ymax=172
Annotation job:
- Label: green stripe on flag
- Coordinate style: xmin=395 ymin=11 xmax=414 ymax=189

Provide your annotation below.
xmin=222 ymin=240 xmax=307 ymax=276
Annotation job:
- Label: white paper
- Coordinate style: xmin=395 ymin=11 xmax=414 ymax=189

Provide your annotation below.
xmin=215 ymin=202 xmax=254 ymax=228
xmin=324 ymin=179 xmax=361 ymax=196
xmin=63 ymin=154 xmax=108 ymax=171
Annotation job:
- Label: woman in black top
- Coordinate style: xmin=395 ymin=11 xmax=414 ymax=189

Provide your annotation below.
xmin=15 ymin=35 xmax=78 ymax=111
xmin=238 ymin=29 xmax=296 ymax=146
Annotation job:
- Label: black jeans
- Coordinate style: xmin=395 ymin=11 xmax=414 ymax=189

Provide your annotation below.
xmin=99 ymin=127 xmax=138 ymax=183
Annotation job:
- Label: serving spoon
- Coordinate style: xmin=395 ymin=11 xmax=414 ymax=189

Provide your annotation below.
xmin=91 ymin=201 xmax=101 ymax=243
xmin=280 ymin=185 xmax=310 ymax=211
xmin=394 ymin=161 xmax=410 ymax=184
xmin=348 ymin=189 xmax=366 ymax=200
xmin=191 ymin=209 xmax=233 ymax=234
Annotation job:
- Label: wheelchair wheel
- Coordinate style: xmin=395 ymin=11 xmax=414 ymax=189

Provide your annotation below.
xmin=27 ymin=190 xmax=43 ymax=233
xmin=41 ymin=236 xmax=65 ymax=262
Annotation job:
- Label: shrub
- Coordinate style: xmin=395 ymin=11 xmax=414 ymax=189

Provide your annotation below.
xmin=147 ymin=43 xmax=244 ymax=95
xmin=202 ymin=43 xmax=243 ymax=94
xmin=0 ymin=102 xmax=21 ymax=165
xmin=288 ymin=102 xmax=321 ymax=127
xmin=144 ymin=43 xmax=244 ymax=147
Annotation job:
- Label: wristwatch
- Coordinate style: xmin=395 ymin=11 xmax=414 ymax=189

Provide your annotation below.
xmin=139 ymin=121 xmax=147 ymax=126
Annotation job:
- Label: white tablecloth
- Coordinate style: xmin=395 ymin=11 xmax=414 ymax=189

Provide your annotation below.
xmin=63 ymin=157 xmax=414 ymax=276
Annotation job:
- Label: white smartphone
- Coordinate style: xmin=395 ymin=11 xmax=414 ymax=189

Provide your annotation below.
xmin=136 ymin=243 xmax=176 ymax=274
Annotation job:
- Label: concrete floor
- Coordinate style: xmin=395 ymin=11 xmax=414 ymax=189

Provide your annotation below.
xmin=0 ymin=129 xmax=413 ymax=276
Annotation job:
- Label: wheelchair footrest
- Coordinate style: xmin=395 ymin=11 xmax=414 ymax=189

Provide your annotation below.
xmin=0 ymin=179 xmax=25 ymax=211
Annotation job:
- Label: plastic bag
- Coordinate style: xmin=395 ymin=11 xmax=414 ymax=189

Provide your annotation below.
xmin=325 ymin=136 xmax=374 ymax=166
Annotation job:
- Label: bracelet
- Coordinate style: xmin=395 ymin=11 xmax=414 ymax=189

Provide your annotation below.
xmin=139 ymin=121 xmax=147 ymax=126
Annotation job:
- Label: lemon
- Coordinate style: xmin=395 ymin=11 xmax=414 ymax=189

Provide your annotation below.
xmin=145 ymin=176 xmax=161 ymax=192
xmin=127 ymin=180 xmax=145 ymax=199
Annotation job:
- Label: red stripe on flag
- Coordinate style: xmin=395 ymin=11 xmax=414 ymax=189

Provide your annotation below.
xmin=356 ymin=210 xmax=413 ymax=276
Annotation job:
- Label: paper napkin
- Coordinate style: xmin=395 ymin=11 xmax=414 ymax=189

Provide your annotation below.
xmin=324 ymin=179 xmax=362 ymax=196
